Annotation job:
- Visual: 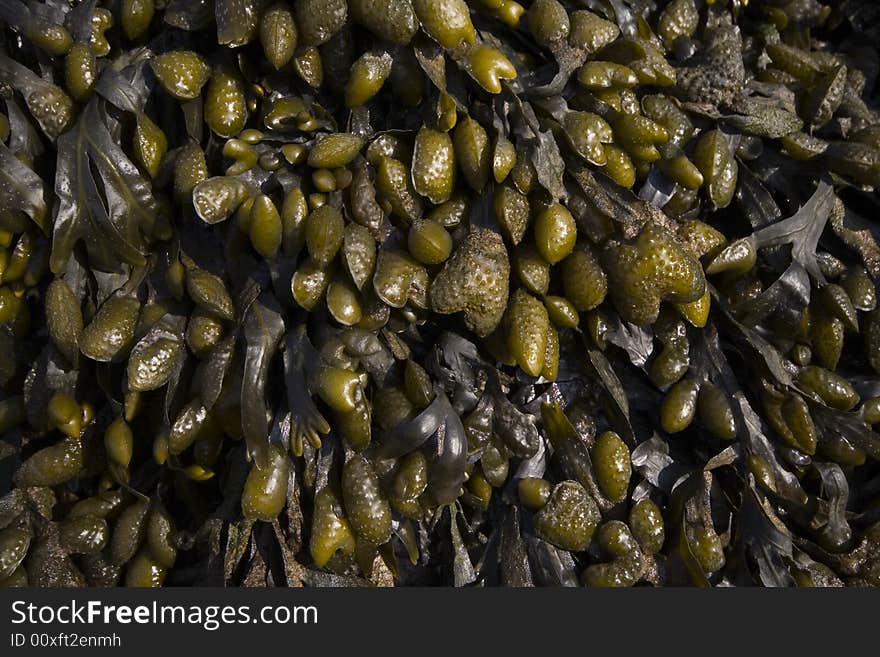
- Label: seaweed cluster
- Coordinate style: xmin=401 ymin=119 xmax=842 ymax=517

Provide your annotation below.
xmin=1 ymin=0 xmax=880 ymax=588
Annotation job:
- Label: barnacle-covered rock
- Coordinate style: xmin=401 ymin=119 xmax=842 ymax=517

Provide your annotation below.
xmin=430 ymin=229 xmax=510 ymax=337
xmin=676 ymin=20 xmax=745 ymax=106
xmin=604 ymin=224 xmax=706 ymax=326
xmin=534 ymin=481 xmax=600 ymax=552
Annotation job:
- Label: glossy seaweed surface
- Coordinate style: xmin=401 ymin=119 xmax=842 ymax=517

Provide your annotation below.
xmin=0 ymin=0 xmax=880 ymax=588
